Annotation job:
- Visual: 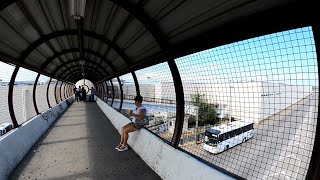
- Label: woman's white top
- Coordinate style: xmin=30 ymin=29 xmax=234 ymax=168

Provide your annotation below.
xmin=131 ymin=105 xmax=147 ymax=122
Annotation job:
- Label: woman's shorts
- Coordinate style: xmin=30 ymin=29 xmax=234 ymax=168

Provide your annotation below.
xmin=130 ymin=122 xmax=145 ymax=129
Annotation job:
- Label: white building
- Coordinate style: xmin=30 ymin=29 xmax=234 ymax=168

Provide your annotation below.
xmin=118 ymin=81 xmax=312 ymax=124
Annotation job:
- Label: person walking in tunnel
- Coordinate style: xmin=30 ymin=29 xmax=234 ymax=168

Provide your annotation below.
xmin=76 ymin=86 xmax=81 ymax=102
xmin=81 ymin=87 xmax=86 ymax=101
xmin=89 ymin=87 xmax=96 ymax=102
xmin=116 ymin=95 xmax=148 ymax=151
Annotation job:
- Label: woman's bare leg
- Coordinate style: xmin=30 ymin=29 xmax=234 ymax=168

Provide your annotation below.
xmin=119 ymin=123 xmax=131 ymax=145
xmin=122 ymin=125 xmax=138 ymax=146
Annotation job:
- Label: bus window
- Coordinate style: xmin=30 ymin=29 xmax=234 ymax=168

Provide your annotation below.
xmin=235 ymin=129 xmax=242 ymax=135
xmin=230 ymin=130 xmax=236 ymax=138
xmin=5 ymin=124 xmax=12 ymax=132
xmin=219 ymin=134 xmax=224 ymax=141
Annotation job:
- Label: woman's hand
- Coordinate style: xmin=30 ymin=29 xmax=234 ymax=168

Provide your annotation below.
xmin=128 ymin=109 xmax=133 ymax=116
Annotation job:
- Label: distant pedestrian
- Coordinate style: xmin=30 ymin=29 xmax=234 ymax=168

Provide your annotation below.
xmin=75 ymin=86 xmax=81 ymax=102
xmin=81 ymin=87 xmax=86 ymax=101
xmin=89 ymin=87 xmax=96 ymax=102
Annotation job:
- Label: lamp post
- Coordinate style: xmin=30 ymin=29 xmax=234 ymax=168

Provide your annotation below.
xmin=229 ymin=81 xmax=234 ymax=123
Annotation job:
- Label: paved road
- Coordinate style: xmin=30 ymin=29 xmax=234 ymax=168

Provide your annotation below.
xmin=182 ymin=94 xmax=318 ymax=180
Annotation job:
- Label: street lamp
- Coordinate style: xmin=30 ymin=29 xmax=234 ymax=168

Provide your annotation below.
xmin=229 ymin=81 xmax=234 ymax=123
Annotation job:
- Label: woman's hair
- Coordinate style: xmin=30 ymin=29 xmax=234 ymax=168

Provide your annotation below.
xmin=134 ymin=95 xmax=143 ymax=102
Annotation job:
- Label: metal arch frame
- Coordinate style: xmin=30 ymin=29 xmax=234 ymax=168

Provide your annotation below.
xmin=67 ymin=84 xmax=70 ymax=98
xmin=46 ymin=78 xmax=52 ymax=108
xmin=131 ymin=71 xmax=140 ymax=96
xmin=65 ymin=83 xmax=69 ymax=98
xmin=68 ymin=84 xmax=73 ymax=97
xmin=54 ymin=80 xmax=59 ymax=104
xmin=306 ymin=25 xmax=320 ymax=180
xmin=60 ymin=65 xmax=104 ymax=81
xmin=105 ymin=81 xmax=109 ymax=102
xmin=110 ymin=80 xmax=115 ymax=107
xmin=53 ymin=58 xmax=110 ymax=77
xmin=18 ymin=30 xmax=132 ymax=66
xmin=59 ymin=81 xmax=64 ymax=102
xmin=8 ymin=66 xmax=20 ymax=128
xmin=62 ymin=66 xmax=104 ymax=82
xmin=33 ymin=73 xmax=41 ymax=115
xmin=41 ymin=48 xmax=116 ymax=74
xmin=117 ymin=76 xmax=123 ymax=112
xmin=57 ymin=64 xmax=106 ymax=80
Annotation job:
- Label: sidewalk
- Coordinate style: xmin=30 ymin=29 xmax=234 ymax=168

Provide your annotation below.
xmin=10 ymin=102 xmax=162 ymax=180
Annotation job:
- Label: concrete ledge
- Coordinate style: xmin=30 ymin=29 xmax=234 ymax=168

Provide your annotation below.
xmin=96 ymin=98 xmax=235 ymax=180
xmin=0 ymin=97 xmax=74 ymax=179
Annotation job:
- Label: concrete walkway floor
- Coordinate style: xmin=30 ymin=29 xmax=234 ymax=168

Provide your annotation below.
xmin=10 ymin=102 xmax=162 ymax=180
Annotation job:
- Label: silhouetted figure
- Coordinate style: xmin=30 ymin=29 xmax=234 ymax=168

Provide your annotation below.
xmin=81 ymin=87 xmax=86 ymax=101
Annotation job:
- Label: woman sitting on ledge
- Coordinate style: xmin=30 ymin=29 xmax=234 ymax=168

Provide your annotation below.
xmin=116 ymin=95 xmax=147 ymax=152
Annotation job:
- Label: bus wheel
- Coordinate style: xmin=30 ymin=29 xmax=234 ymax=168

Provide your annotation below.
xmin=224 ymin=145 xmax=229 ymax=151
xmin=242 ymin=137 xmax=246 ymax=142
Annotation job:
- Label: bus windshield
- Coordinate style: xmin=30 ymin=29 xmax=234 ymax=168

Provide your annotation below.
xmin=204 ymin=130 xmax=219 ymax=145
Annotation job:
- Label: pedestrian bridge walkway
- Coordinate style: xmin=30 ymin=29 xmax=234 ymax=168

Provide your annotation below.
xmin=9 ymin=102 xmax=161 ymax=180
xmin=2 ymin=98 xmax=230 ymax=180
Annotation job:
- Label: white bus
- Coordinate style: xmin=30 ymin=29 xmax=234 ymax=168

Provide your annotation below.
xmin=0 ymin=123 xmax=13 ymax=137
xmin=203 ymin=120 xmax=254 ymax=154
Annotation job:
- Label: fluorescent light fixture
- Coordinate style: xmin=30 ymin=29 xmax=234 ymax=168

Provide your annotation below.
xmin=79 ymin=59 xmax=85 ymax=65
xmin=70 ymin=0 xmax=86 ymax=19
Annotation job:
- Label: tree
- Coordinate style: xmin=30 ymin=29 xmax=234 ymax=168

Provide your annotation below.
xmin=190 ymin=93 xmax=218 ymax=126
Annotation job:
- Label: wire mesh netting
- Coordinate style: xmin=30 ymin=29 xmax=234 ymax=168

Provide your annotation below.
xmin=55 ymin=81 xmax=62 ymax=103
xmin=36 ymin=75 xmax=51 ymax=113
xmin=106 ymin=80 xmax=112 ymax=105
xmin=110 ymin=78 xmax=120 ymax=110
xmin=115 ymin=73 xmax=137 ymax=114
xmin=0 ymin=62 xmax=15 ymax=125
xmin=13 ymin=67 xmax=37 ymax=125
xmin=48 ymin=79 xmax=57 ymax=107
xmin=135 ymin=63 xmax=176 ymax=142
xmin=174 ymin=26 xmax=318 ymax=180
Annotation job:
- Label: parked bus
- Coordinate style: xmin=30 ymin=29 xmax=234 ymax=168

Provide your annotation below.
xmin=203 ymin=120 xmax=254 ymax=154
xmin=0 ymin=123 xmax=13 ymax=137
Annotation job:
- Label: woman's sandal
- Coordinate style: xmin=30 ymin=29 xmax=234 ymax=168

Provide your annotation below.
xmin=115 ymin=144 xmax=123 ymax=150
xmin=117 ymin=145 xmax=128 ymax=152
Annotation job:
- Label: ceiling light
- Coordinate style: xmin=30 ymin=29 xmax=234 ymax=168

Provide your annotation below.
xmin=79 ymin=59 xmax=85 ymax=65
xmin=70 ymin=0 xmax=86 ymax=19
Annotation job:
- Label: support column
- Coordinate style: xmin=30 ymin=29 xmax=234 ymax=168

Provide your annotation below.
xmin=117 ymin=76 xmax=123 ymax=112
xmin=32 ymin=73 xmax=40 ymax=115
xmin=8 ymin=66 xmax=20 ymax=128
xmin=46 ymin=78 xmax=52 ymax=108
xmin=54 ymin=80 xmax=59 ymax=104
xmin=167 ymin=60 xmax=185 ymax=147
xmin=131 ymin=71 xmax=140 ymax=96
xmin=110 ymin=80 xmax=115 ymax=106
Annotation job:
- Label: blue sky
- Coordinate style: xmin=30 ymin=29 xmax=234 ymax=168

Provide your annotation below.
xmin=121 ymin=26 xmax=317 ymax=86
xmin=1 ymin=26 xmax=318 ymax=86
